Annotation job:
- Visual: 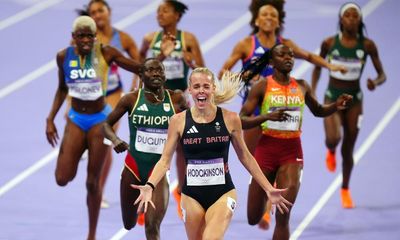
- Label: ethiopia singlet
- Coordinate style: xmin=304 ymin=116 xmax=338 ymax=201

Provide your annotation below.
xmin=63 ymin=43 xmax=108 ymax=100
xmin=148 ymin=30 xmax=190 ymax=91
xmin=126 ymin=89 xmax=176 ymax=182
xmin=106 ymin=29 xmax=124 ymax=95
xmin=328 ymin=34 xmax=367 ymax=81
xmin=242 ymin=35 xmax=282 ymax=77
xmin=260 ymin=76 xmax=305 ymax=139
xmin=181 ymin=107 xmax=234 ymax=188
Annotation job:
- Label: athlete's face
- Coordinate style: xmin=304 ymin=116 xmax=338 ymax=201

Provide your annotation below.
xmin=141 ymin=60 xmax=166 ymax=90
xmin=72 ymin=27 xmax=96 ymax=55
xmin=189 ymin=72 xmax=216 ymax=110
xmin=256 ymin=5 xmax=280 ymax=33
xmin=88 ymin=2 xmax=111 ymax=30
xmin=157 ymin=2 xmax=179 ymax=27
xmin=271 ymin=45 xmax=294 ymax=73
xmin=341 ymin=8 xmax=361 ymax=33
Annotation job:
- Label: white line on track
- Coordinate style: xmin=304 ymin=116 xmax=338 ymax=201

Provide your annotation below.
xmin=0 ymin=0 xmax=161 ymax=100
xmin=0 ymin=0 xmax=63 ymax=31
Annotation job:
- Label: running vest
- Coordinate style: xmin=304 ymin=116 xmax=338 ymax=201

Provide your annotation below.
xmin=148 ymin=30 xmax=190 ymax=91
xmin=181 ymin=107 xmax=231 ymax=186
xmin=242 ymin=35 xmax=281 ymax=77
xmin=260 ymin=76 xmax=305 ymax=139
xmin=106 ymin=29 xmax=123 ymax=94
xmin=63 ymin=43 xmax=108 ymax=100
xmin=328 ymin=34 xmax=367 ymax=81
xmin=126 ymin=89 xmax=176 ymax=181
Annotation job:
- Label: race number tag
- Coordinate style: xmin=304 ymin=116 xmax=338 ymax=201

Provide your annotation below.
xmin=267 ymin=110 xmax=301 ymax=131
xmin=186 ymin=158 xmax=225 ymax=186
xmin=164 ymin=57 xmax=184 ymax=79
xmin=67 ymin=79 xmax=103 ymax=100
xmin=135 ymin=127 xmax=168 ymax=154
xmin=330 ymin=59 xmax=362 ymax=81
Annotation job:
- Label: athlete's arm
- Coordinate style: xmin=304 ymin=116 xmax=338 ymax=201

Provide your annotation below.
xmin=311 ymin=37 xmax=332 ymax=95
xmin=103 ymin=92 xmax=136 ymax=152
xmin=283 ymin=38 xmax=346 ymax=73
xmin=103 ymin=45 xmax=142 ymax=74
xmin=301 ymin=79 xmax=352 ymax=117
xmin=218 ymin=38 xmax=249 ymax=79
xmin=46 ymin=50 xmax=68 ymax=147
xmin=183 ymin=32 xmax=205 ymax=69
xmin=120 ymin=30 xmax=141 ymax=91
xmin=227 ymin=110 xmax=292 ymax=214
xmin=365 ymin=38 xmax=386 ymax=91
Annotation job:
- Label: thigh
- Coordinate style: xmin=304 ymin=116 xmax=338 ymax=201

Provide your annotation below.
xmin=56 ymin=120 xmax=86 ymax=179
xmin=86 ymin=124 xmax=109 ymax=180
xmin=275 ymin=163 xmax=302 ymax=204
xmin=203 ymin=190 xmax=237 ymax=239
xmin=323 ymin=98 xmax=343 ymax=138
xmin=343 ymin=102 xmax=362 ymax=138
xmin=181 ymin=193 xmax=206 ymax=240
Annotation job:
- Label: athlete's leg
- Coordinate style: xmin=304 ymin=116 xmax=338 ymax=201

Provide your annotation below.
xmin=55 ymin=119 xmax=86 ymax=186
xmin=247 ymin=170 xmax=276 ymax=225
xmin=120 ymin=167 xmax=141 ymax=230
xmin=173 ymin=143 xmax=185 ymax=218
xmin=273 ymin=163 xmax=302 ymax=240
xmin=86 ymin=123 xmax=109 ymax=240
xmin=181 ymin=193 xmax=206 ymax=240
xmin=144 ymin=176 xmax=169 ymax=240
xmin=202 ymin=190 xmax=237 ymax=240
xmin=324 ymin=97 xmax=343 ymax=172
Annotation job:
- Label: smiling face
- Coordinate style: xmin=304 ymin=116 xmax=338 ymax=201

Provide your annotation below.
xmin=141 ymin=59 xmax=166 ymax=90
xmin=189 ymin=72 xmax=216 ymax=110
xmin=72 ymin=26 xmax=96 ymax=55
xmin=256 ymin=5 xmax=280 ymax=34
xmin=271 ymin=45 xmax=294 ymax=73
xmin=88 ymin=1 xmax=111 ymax=30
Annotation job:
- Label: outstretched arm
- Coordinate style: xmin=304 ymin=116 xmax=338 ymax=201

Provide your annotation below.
xmin=218 ymin=39 xmax=248 ymax=79
xmin=228 ymin=111 xmax=292 ymax=214
xmin=311 ymin=39 xmax=331 ymax=95
xmin=103 ymin=45 xmax=142 ymax=74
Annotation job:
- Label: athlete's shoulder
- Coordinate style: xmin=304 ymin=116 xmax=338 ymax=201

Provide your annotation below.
xmin=143 ymin=31 xmax=158 ymax=42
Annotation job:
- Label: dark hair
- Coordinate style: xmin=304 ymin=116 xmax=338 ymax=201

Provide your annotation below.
xmin=76 ymin=0 xmax=111 ymax=16
xmin=140 ymin=58 xmax=164 ymax=74
xmin=249 ymin=0 xmax=286 ymax=35
xmin=338 ymin=2 xmax=367 ymax=39
xmin=165 ymin=0 xmax=189 ymax=21
xmin=240 ymin=44 xmax=282 ymax=84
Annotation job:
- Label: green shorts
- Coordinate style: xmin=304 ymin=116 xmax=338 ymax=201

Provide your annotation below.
xmin=325 ymin=85 xmax=363 ymax=103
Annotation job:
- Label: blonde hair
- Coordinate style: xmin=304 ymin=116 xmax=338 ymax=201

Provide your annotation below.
xmin=189 ymin=67 xmax=243 ymax=105
xmin=72 ymin=16 xmax=96 ymax=33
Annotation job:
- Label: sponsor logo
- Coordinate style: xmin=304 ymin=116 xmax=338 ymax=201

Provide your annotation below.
xmin=187 ymin=125 xmax=199 ymax=134
xmin=137 ymin=104 xmax=149 ymax=112
xmin=163 ymin=103 xmax=171 ymax=112
xmin=255 ymin=46 xmax=265 ymax=54
xmin=70 ymin=69 xmax=96 ymax=79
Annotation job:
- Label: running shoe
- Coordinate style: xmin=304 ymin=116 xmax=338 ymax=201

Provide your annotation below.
xmin=137 ymin=213 xmax=145 ymax=226
xmin=325 ymin=150 xmax=336 ymax=172
xmin=258 ymin=212 xmax=271 ymax=230
xmin=341 ymin=188 xmax=355 ymax=209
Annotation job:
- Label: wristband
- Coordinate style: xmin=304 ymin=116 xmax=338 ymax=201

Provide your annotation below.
xmin=146 ymin=182 xmax=155 ymax=191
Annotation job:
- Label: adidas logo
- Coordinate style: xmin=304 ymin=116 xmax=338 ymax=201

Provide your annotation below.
xmin=186 ymin=125 xmax=199 ymax=134
xmin=255 ymin=46 xmax=265 ymax=54
xmin=137 ymin=104 xmax=148 ymax=111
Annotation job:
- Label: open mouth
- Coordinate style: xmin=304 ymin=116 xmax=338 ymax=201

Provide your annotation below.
xmin=197 ymin=96 xmax=206 ymax=103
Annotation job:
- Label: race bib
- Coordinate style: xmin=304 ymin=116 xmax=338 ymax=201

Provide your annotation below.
xmin=67 ymin=79 xmax=103 ymax=100
xmin=164 ymin=57 xmax=184 ymax=79
xmin=267 ymin=110 xmax=301 ymax=131
xmin=135 ymin=127 xmax=168 ymax=154
xmin=330 ymin=58 xmax=362 ymax=81
xmin=186 ymin=158 xmax=225 ymax=186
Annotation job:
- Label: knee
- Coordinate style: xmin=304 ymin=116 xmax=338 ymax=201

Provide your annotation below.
xmin=123 ymin=221 xmax=136 ymax=231
xmin=86 ymin=179 xmax=100 ymax=194
xmin=247 ymin=212 xmax=262 ymax=226
xmin=145 ymin=220 xmax=161 ymax=237
xmin=55 ymin=173 xmax=70 ymax=186
xmin=325 ymin=135 xmax=340 ymax=148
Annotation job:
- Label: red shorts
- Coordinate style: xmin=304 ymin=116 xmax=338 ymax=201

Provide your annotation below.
xmin=254 ymin=135 xmax=304 ymax=172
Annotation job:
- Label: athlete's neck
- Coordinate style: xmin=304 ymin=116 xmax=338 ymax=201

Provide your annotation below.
xmin=163 ymin=25 xmax=178 ymax=36
xmin=192 ymin=105 xmax=217 ymax=123
xmin=273 ymin=71 xmax=291 ymax=85
xmin=96 ymin=24 xmax=113 ymax=44
xmin=257 ymin=31 xmax=277 ymax=48
xmin=144 ymin=87 xmax=165 ymax=103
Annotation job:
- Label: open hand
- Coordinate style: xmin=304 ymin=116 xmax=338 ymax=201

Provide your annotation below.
xmin=112 ymin=138 xmax=129 ymax=153
xmin=131 ymin=184 xmax=155 ymax=214
xmin=336 ymin=94 xmax=353 ymax=110
xmin=266 ymin=108 xmax=291 ymax=122
xmin=160 ymin=32 xmax=176 ymax=57
xmin=266 ymin=188 xmax=293 ymax=214
xmin=45 ymin=119 xmax=59 ymax=147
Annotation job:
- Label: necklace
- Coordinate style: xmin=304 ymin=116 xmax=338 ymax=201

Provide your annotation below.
xmin=144 ymin=90 xmax=165 ymax=102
